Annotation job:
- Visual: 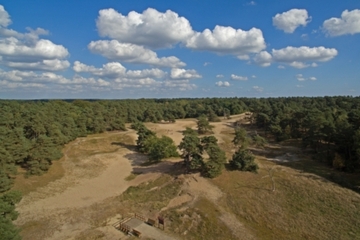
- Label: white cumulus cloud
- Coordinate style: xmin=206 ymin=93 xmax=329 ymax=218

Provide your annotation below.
xmin=88 ymin=40 xmax=185 ymax=68
xmin=215 ymin=81 xmax=230 ymax=87
xmin=323 ymin=9 xmax=360 ymax=36
xmin=253 ymin=51 xmax=272 ymax=67
xmin=295 ymin=74 xmax=317 ymax=81
xmin=186 ymin=25 xmax=266 ymax=55
xmin=163 ymin=80 xmax=197 ymax=91
xmin=231 ymin=74 xmax=248 ymax=81
xmin=271 ymin=46 xmax=337 ymax=68
xmin=216 ymin=74 xmax=224 ymax=78
xmin=74 ymin=61 xmax=166 ymax=79
xmin=0 ymin=5 xmax=69 ymax=72
xmin=273 ymin=9 xmax=311 ymax=33
xmin=170 ymin=68 xmax=202 ymax=80
xmin=96 ymin=8 xmax=194 ymax=49
xmin=289 ymin=62 xmax=309 ymax=69
xmin=0 ymin=5 xmax=11 ymax=27
xmin=4 ymin=59 xmax=70 ymax=71
xmin=72 ymin=61 xmax=201 ymax=91
xmin=296 ymin=74 xmax=306 ymax=81
xmin=252 ymin=86 xmax=263 ymax=92
xmin=0 ymin=38 xmax=68 ymax=61
xmin=126 ymin=68 xmax=166 ymax=79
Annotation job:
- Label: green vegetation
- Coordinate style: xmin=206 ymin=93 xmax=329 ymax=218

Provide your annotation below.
xmin=251 ymin=96 xmax=360 ymax=172
xmin=136 ymin=124 xmax=178 ymax=162
xmin=178 ymin=128 xmax=203 ymax=171
xmin=165 ymin=198 xmax=236 ymax=240
xmin=232 ymin=127 xmax=249 ymax=148
xmin=119 ymin=174 xmax=182 ymax=211
xmin=0 ymin=191 xmax=22 ymax=240
xmin=124 ymin=172 xmax=142 ymax=181
xmin=178 ymin=128 xmax=226 ymax=178
xmin=229 ymin=148 xmax=258 ymax=173
xmin=2 ymin=96 xmax=360 ymax=238
xmin=197 ymin=115 xmax=214 ymax=134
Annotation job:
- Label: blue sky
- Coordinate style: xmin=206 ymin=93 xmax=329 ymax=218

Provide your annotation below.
xmin=0 ymin=0 xmax=359 ymax=99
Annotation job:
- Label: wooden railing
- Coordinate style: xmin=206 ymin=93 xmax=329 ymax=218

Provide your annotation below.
xmin=135 ymin=213 xmax=147 ymax=222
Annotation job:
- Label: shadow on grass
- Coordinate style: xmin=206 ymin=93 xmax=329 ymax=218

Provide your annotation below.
xmin=277 ymin=158 xmax=360 ymax=194
xmin=249 ymin=140 xmax=360 ymax=194
xmin=122 ymin=151 xmax=186 ymax=178
xmin=111 ymin=141 xmax=136 ymax=151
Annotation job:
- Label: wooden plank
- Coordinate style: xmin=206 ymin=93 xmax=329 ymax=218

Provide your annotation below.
xmin=147 ymin=218 xmax=156 ymax=226
xmin=132 ymin=229 xmax=141 ymax=237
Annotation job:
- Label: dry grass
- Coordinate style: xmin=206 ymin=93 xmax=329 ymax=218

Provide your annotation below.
xmin=164 ymin=197 xmax=236 ymax=240
xmin=119 ymin=174 xmax=183 ymax=212
xmin=124 ymin=171 xmax=143 ymax=181
xmin=13 ymin=154 xmax=65 ymax=195
xmin=212 ymin=158 xmax=360 ymax=240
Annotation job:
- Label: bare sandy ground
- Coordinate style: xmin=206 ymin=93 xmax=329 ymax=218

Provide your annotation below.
xmin=15 ymin=114 xmax=253 ymax=239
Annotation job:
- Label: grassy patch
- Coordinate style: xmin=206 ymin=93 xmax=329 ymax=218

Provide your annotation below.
xmin=13 ymin=158 xmax=65 ymax=195
xmin=119 ymin=174 xmax=182 ymax=212
xmin=125 ymin=172 xmax=143 ymax=181
xmin=20 ymin=218 xmax=60 ymax=239
xmin=164 ymin=198 xmax=236 ymax=240
xmin=280 ymin=157 xmax=360 ymax=193
xmin=212 ymin=159 xmax=360 ymax=240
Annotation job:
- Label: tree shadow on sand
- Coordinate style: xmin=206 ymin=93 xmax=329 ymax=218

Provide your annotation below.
xmin=123 ymin=151 xmax=185 ymax=177
xmin=111 ymin=142 xmax=136 ymax=151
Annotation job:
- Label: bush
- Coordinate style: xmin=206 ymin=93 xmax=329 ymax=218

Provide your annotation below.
xmin=147 ymin=136 xmax=179 ymax=162
xmin=203 ymin=161 xmax=223 ymax=178
xmin=229 ymin=149 xmax=258 ymax=173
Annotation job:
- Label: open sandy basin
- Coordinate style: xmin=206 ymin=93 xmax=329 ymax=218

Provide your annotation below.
xmin=14 ymin=114 xmax=256 ymax=239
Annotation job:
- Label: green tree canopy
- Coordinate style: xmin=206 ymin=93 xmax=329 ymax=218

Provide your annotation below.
xmin=197 ymin=115 xmax=214 ymax=134
xmin=229 ymin=149 xmax=258 ymax=173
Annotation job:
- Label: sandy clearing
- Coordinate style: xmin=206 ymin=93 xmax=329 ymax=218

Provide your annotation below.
xmin=15 ymin=114 xmax=250 ymax=239
xmin=15 ymin=149 xmax=133 ymax=224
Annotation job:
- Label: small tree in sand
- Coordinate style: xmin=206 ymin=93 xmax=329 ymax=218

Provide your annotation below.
xmin=229 ymin=148 xmax=258 ymax=173
xmin=202 ymin=143 xmax=227 ymax=178
xmin=146 ymin=136 xmax=179 ymax=162
xmin=197 ymin=115 xmax=214 ymax=134
xmin=232 ymin=127 xmax=249 ymax=148
xmin=178 ymin=128 xmax=203 ymax=172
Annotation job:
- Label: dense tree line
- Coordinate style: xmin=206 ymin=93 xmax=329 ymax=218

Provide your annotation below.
xmin=1 ymin=96 xmax=360 ymax=190
xmin=0 ymin=98 xmax=248 ymax=191
xmin=250 ymin=96 xmax=360 ymax=172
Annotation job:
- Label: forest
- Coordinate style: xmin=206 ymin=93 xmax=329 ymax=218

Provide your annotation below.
xmin=1 ymin=96 xmax=360 ymax=239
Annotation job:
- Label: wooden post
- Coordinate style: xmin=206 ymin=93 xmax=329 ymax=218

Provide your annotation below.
xmin=158 ymin=216 xmax=165 ymax=230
